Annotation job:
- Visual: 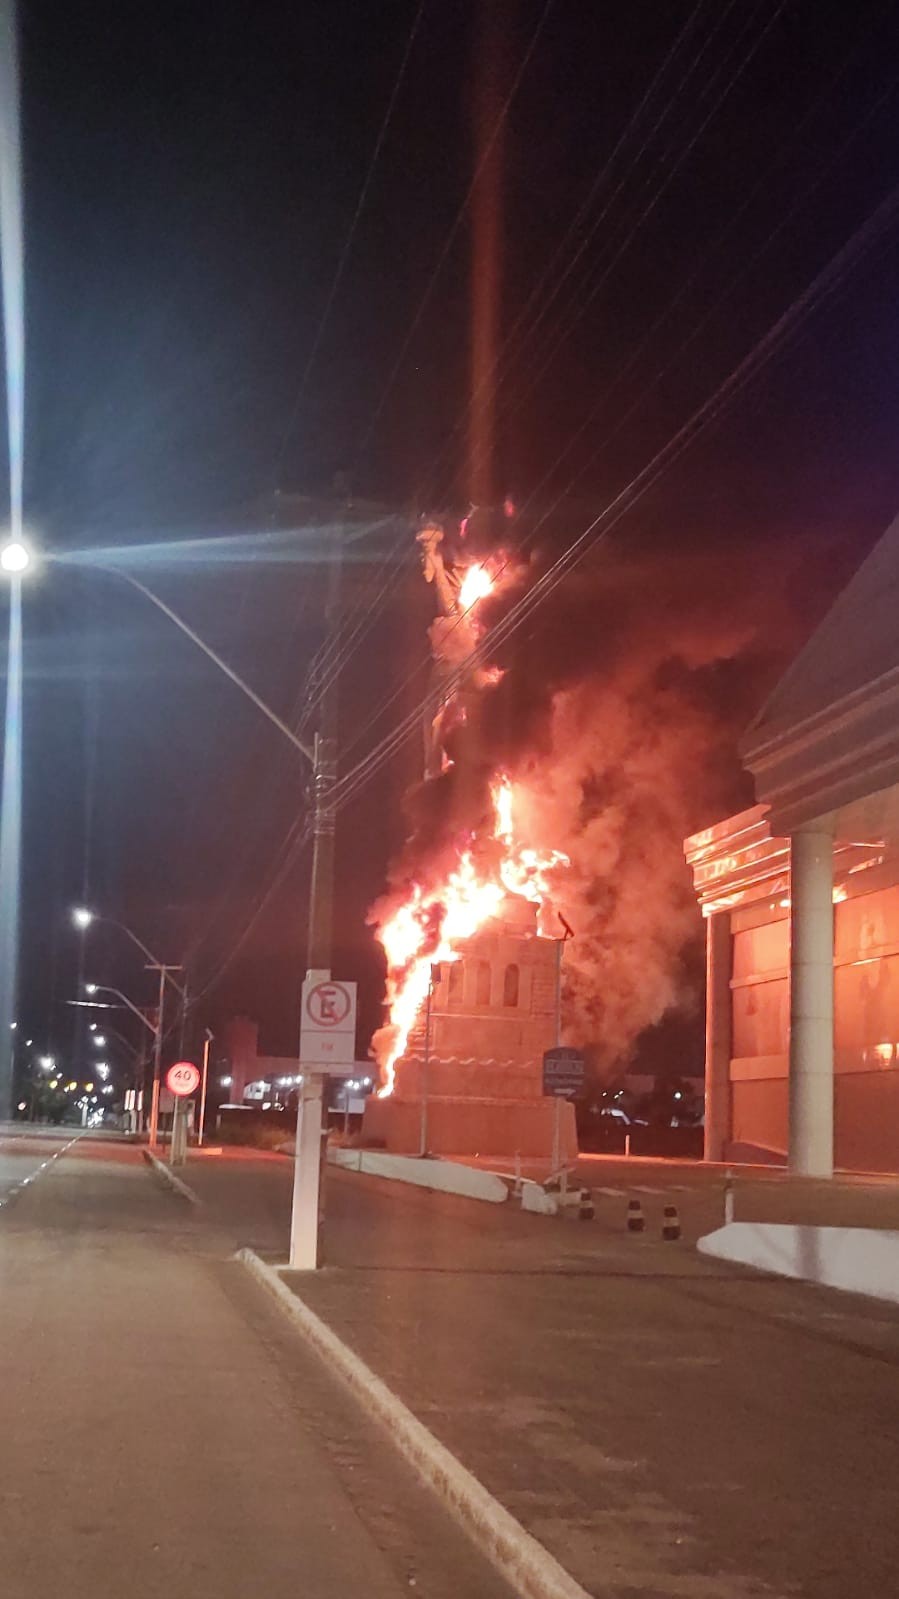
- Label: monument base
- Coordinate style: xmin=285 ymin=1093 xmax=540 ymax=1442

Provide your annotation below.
xmin=361 ymin=1093 xmax=578 ymax=1162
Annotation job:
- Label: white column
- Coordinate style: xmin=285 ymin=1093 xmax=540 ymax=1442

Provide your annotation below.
xmin=789 ymin=827 xmax=834 ymax=1178
xmin=704 ymin=911 xmax=732 ymax=1162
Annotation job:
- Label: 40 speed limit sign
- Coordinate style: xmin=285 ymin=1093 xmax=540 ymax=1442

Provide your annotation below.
xmin=165 ymin=1061 xmax=200 ymax=1097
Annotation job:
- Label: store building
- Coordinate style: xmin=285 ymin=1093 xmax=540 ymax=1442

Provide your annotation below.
xmin=685 ymin=510 xmax=899 ymax=1175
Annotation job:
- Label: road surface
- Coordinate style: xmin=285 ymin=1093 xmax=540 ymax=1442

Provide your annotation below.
xmin=183 ymin=1146 xmax=899 ymax=1599
xmin=0 ymin=1134 xmax=511 ymax=1599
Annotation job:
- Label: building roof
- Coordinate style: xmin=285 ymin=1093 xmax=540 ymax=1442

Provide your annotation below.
xmin=742 ymin=510 xmax=899 ymax=832
xmin=746 ymin=510 xmax=899 ymax=743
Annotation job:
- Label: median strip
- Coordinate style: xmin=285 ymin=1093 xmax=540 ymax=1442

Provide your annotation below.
xmin=238 ymin=1247 xmax=591 ymax=1599
xmin=141 ymin=1148 xmax=202 ymax=1206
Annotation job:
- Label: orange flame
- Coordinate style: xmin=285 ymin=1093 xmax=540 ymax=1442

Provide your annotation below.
xmin=458 ymin=560 xmax=494 ymax=613
xmin=372 ymin=776 xmax=568 ymax=1094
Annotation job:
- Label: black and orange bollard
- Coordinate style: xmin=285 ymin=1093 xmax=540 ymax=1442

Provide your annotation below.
xmin=662 ymin=1203 xmax=681 ymax=1242
xmin=578 ymin=1187 xmax=594 ymax=1221
xmin=626 ymin=1196 xmax=644 ymax=1233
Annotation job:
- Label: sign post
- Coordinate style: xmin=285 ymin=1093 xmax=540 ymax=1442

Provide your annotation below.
xmin=290 ymin=973 xmax=357 ymax=1270
xmin=543 ymin=1046 xmax=585 ymax=1185
xmin=165 ymin=1061 xmax=199 ymax=1167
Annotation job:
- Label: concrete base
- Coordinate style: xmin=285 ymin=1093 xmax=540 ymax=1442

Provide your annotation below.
xmin=362 ymin=1095 xmax=578 ymax=1162
xmin=328 ymin=1148 xmax=509 ymax=1202
xmin=698 ymin=1221 xmax=899 ymax=1307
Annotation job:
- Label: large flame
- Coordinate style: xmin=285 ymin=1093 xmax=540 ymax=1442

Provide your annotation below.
xmin=372 ymin=776 xmax=568 ymax=1095
xmin=458 ymin=560 xmax=494 ymax=613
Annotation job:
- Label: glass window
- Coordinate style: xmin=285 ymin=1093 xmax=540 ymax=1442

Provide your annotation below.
xmin=502 ymin=963 xmax=520 ymax=1006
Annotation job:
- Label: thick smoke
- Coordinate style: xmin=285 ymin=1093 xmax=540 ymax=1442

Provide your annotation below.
xmin=370 ymin=525 xmax=839 ymax=1082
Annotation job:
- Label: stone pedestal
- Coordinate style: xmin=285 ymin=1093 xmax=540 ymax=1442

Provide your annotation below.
xmin=364 ymin=900 xmax=579 ymax=1161
xmin=362 ymin=1088 xmax=577 ymax=1161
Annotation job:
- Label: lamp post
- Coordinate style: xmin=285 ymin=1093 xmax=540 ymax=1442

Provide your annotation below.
xmin=198 ymin=1027 xmax=214 ymax=1147
xmin=83 ymin=982 xmax=158 ymax=1132
xmin=0 ymin=539 xmax=30 ymax=1120
xmin=46 ymin=528 xmax=351 ymax=1259
xmin=73 ymin=911 xmax=184 ymax=1145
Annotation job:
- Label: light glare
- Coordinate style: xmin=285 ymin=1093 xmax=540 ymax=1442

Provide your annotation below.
xmin=0 ymin=541 xmax=28 ymax=574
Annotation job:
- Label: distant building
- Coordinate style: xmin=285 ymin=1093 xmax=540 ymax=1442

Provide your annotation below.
xmin=685 ymin=510 xmax=899 ymax=1174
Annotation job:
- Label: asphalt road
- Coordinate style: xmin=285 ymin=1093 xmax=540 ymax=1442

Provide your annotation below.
xmin=0 ymin=1137 xmax=512 ymax=1599
xmin=182 ymin=1148 xmax=899 ymax=1599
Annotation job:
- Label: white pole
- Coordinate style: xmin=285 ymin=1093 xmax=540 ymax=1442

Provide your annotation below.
xmin=419 ymin=968 xmax=435 ymax=1159
xmin=704 ymin=911 xmax=732 ymax=1162
xmin=789 ymin=828 xmax=834 ymax=1178
xmin=148 ymin=966 xmax=166 ymax=1149
xmin=290 ymin=1071 xmax=324 ymax=1269
xmin=198 ymin=1031 xmax=211 ymax=1147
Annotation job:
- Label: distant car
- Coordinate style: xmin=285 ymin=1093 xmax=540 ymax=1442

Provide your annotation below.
xmin=590 ymin=1105 xmax=646 ymax=1127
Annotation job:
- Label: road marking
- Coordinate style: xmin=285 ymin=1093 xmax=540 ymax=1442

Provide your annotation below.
xmin=0 ymin=1133 xmax=84 ymax=1210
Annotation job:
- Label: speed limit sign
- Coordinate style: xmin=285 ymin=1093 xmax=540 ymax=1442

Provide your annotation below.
xmin=166 ymin=1061 xmax=200 ymax=1097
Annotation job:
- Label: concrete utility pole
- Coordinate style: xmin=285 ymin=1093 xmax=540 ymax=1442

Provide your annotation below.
xmin=290 ymin=524 xmax=342 ymax=1271
xmin=146 ymin=962 xmax=183 ymax=1149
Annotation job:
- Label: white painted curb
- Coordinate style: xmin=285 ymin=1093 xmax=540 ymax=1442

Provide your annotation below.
xmin=327 ymin=1146 xmax=508 ymax=1204
xmin=142 ymin=1148 xmax=202 ymax=1206
xmin=697 ymin=1221 xmax=899 ymax=1306
xmin=238 ymin=1249 xmax=590 ymax=1599
xmin=520 ymin=1180 xmax=558 ymax=1215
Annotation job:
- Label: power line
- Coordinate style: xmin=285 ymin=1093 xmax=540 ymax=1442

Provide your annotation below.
xmin=273 ymin=0 xmax=428 ymax=486
xmin=331 ymin=176 xmax=899 ymax=813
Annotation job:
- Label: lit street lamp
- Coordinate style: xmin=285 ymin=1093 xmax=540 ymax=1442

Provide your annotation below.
xmin=73 ymin=910 xmax=185 ymax=1145
xmin=0 ymin=540 xmax=29 ymax=573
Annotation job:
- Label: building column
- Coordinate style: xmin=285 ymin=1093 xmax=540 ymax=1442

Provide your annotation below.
xmin=789 ymin=827 xmax=834 ymax=1178
xmin=704 ymin=911 xmax=732 ymax=1162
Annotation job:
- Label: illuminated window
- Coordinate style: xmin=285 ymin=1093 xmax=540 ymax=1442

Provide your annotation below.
xmin=502 ymin=963 xmax=520 ymax=1007
xmin=475 ymin=960 xmax=491 ymax=1005
xmin=448 ymin=961 xmax=464 ymax=1003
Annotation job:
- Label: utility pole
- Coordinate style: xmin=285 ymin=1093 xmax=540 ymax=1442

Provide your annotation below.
xmin=290 ymin=520 xmax=342 ymax=1270
xmin=146 ymin=961 xmax=183 ymax=1148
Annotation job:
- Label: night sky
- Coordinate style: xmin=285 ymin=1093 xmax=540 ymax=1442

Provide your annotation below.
xmin=6 ymin=0 xmax=899 ymax=1082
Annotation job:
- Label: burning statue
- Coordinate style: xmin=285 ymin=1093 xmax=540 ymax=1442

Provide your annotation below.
xmin=361 ymin=520 xmax=576 ymax=1161
xmin=416 ymin=519 xmax=506 ymax=779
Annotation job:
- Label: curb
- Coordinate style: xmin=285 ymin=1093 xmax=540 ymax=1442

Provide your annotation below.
xmin=327 ymin=1147 xmax=508 ymax=1204
xmin=238 ymin=1248 xmax=591 ymax=1599
xmin=698 ymin=1220 xmax=899 ymax=1306
xmin=141 ymin=1148 xmax=202 ymax=1206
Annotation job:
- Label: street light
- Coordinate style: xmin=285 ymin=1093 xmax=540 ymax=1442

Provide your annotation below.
xmin=0 ymin=540 xmax=29 ymax=574
xmin=71 ymin=906 xmax=185 ymax=995
xmin=92 ymin=1034 xmax=107 ymax=1048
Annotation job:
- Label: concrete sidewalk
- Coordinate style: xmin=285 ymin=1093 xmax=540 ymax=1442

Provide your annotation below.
xmin=0 ymin=1142 xmax=510 ymax=1599
xmin=183 ymin=1151 xmax=899 ymax=1599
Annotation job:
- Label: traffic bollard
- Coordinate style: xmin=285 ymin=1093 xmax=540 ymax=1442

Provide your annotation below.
xmin=626 ymin=1196 xmax=644 ymax=1233
xmin=662 ymin=1202 xmax=681 ymax=1241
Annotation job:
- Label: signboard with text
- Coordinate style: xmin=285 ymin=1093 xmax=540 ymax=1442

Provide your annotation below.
xmin=166 ymin=1061 xmax=201 ymax=1098
xmin=542 ymin=1046 xmax=586 ymax=1099
xmin=300 ymin=976 xmax=357 ymax=1071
